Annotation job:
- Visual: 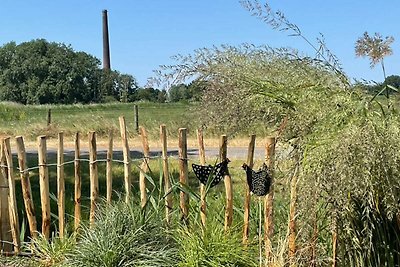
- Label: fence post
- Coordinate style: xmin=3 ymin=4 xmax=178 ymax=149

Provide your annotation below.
xmin=16 ymin=136 xmax=38 ymax=239
xmin=178 ymin=128 xmax=189 ymax=223
xmin=220 ymin=135 xmax=233 ymax=232
xmin=57 ymin=132 xmax=65 ymax=238
xmin=89 ymin=131 xmax=98 ymax=228
xmin=160 ymin=125 xmax=172 ymax=224
xmin=139 ymin=126 xmax=149 ymax=208
xmin=243 ymin=134 xmax=256 ymax=244
xmin=264 ymin=137 xmax=276 ymax=264
xmin=106 ymin=130 xmax=113 ymax=203
xmin=74 ymin=132 xmax=81 ymax=231
xmin=134 ymin=104 xmax=139 ymax=134
xmin=47 ymin=109 xmax=51 ymax=126
xmin=38 ymin=135 xmax=51 ymax=240
xmin=38 ymin=136 xmax=51 ymax=240
xmin=3 ymin=138 xmax=21 ymax=252
xmin=197 ymin=129 xmax=207 ymax=228
xmin=119 ymin=116 xmax=132 ymax=203
xmin=0 ymin=142 xmax=12 ymax=252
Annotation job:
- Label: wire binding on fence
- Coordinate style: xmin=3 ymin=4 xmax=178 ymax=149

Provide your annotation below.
xmin=10 ymin=155 xmax=170 ymax=174
xmin=2 ymin=155 xmax=243 ymax=177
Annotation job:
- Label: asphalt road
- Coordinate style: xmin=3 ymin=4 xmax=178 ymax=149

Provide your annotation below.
xmin=24 ymin=147 xmax=269 ymax=161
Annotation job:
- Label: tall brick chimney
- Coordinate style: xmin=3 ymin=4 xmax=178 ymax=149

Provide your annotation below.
xmin=102 ymin=10 xmax=111 ymax=70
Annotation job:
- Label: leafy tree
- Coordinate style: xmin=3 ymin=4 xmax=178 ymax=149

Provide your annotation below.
xmin=168 ymin=83 xmax=188 ymax=102
xmin=0 ymin=39 xmax=139 ymax=104
xmin=383 ymin=75 xmax=400 ymax=90
xmin=100 ymin=70 xmax=138 ymax=102
xmin=168 ymin=81 xmax=203 ymax=102
xmin=0 ymin=39 xmax=102 ymax=104
xmin=187 ymin=79 xmax=206 ymax=101
xmin=356 ymin=75 xmax=400 ymax=96
xmin=136 ymin=87 xmax=160 ymax=102
xmin=157 ymin=89 xmax=167 ymax=103
xmin=119 ymin=74 xmax=138 ymax=102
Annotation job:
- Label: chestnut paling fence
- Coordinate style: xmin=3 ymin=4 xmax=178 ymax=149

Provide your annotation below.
xmin=0 ymin=115 xmax=334 ymax=266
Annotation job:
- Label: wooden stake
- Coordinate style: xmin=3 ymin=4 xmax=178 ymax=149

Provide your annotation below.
xmin=289 ymin=152 xmax=299 ymax=266
xmin=139 ymin=126 xmax=149 ymax=208
xmin=74 ymin=132 xmax=81 ymax=231
xmin=134 ymin=105 xmax=139 ymax=134
xmin=38 ymin=135 xmax=50 ymax=240
xmin=197 ymin=129 xmax=207 ymax=228
xmin=57 ymin=132 xmax=65 ymax=238
xmin=3 ymin=138 xmax=20 ymax=252
xmin=89 ymin=131 xmax=98 ymax=227
xmin=160 ymin=125 xmax=172 ymax=223
xmin=243 ymin=134 xmax=256 ymax=244
xmin=16 ymin=136 xmax=38 ymax=238
xmin=0 ymin=142 xmax=12 ymax=252
xmin=264 ymin=137 xmax=276 ymax=264
xmin=106 ymin=131 xmax=113 ymax=203
xmin=47 ymin=109 xmax=51 ymax=126
xmin=119 ymin=116 xmax=131 ymax=203
xmin=220 ymin=135 xmax=233 ymax=231
xmin=178 ymin=128 xmax=189 ymax=222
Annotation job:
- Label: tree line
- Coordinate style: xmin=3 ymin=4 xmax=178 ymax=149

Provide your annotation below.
xmin=0 ymin=39 xmax=201 ymax=104
xmin=355 ymin=75 xmax=400 ymax=95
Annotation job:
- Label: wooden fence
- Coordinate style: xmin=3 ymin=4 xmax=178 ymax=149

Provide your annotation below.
xmin=0 ymin=115 xmax=308 ymax=266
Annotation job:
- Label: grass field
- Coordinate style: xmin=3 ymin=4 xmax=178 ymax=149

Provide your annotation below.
xmin=0 ymin=101 xmax=191 ymax=139
xmin=0 ymin=101 xmax=272 ymax=149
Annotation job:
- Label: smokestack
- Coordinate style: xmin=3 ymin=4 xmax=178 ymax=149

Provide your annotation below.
xmin=102 ymin=9 xmax=111 ymax=70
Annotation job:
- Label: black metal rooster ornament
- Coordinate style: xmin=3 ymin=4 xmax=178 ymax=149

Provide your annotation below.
xmin=242 ymin=163 xmax=271 ymax=196
xmin=192 ymin=158 xmax=230 ymax=188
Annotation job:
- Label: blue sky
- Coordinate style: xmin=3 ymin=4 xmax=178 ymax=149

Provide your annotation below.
xmin=1 ymin=1 xmax=399 ymax=86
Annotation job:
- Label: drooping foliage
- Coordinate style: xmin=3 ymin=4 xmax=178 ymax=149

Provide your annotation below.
xmin=155 ymin=40 xmax=400 ymax=265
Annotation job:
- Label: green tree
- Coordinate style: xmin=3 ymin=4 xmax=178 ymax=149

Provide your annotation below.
xmin=168 ymin=83 xmax=188 ymax=102
xmin=157 ymin=89 xmax=167 ymax=103
xmin=383 ymin=75 xmax=400 ymax=90
xmin=136 ymin=87 xmax=160 ymax=102
xmin=100 ymin=70 xmax=138 ymax=102
xmin=0 ymin=39 xmax=139 ymax=104
xmin=119 ymin=74 xmax=138 ymax=102
xmin=0 ymin=39 xmax=102 ymax=104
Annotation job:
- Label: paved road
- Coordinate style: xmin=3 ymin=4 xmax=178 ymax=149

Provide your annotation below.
xmin=24 ymin=147 xmax=269 ymax=161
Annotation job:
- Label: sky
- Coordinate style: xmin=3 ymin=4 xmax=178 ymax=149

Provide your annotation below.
xmin=1 ymin=1 xmax=399 ymax=87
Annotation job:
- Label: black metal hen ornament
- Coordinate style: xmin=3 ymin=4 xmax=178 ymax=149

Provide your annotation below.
xmin=192 ymin=158 xmax=230 ymax=188
xmin=242 ymin=163 xmax=271 ymax=196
